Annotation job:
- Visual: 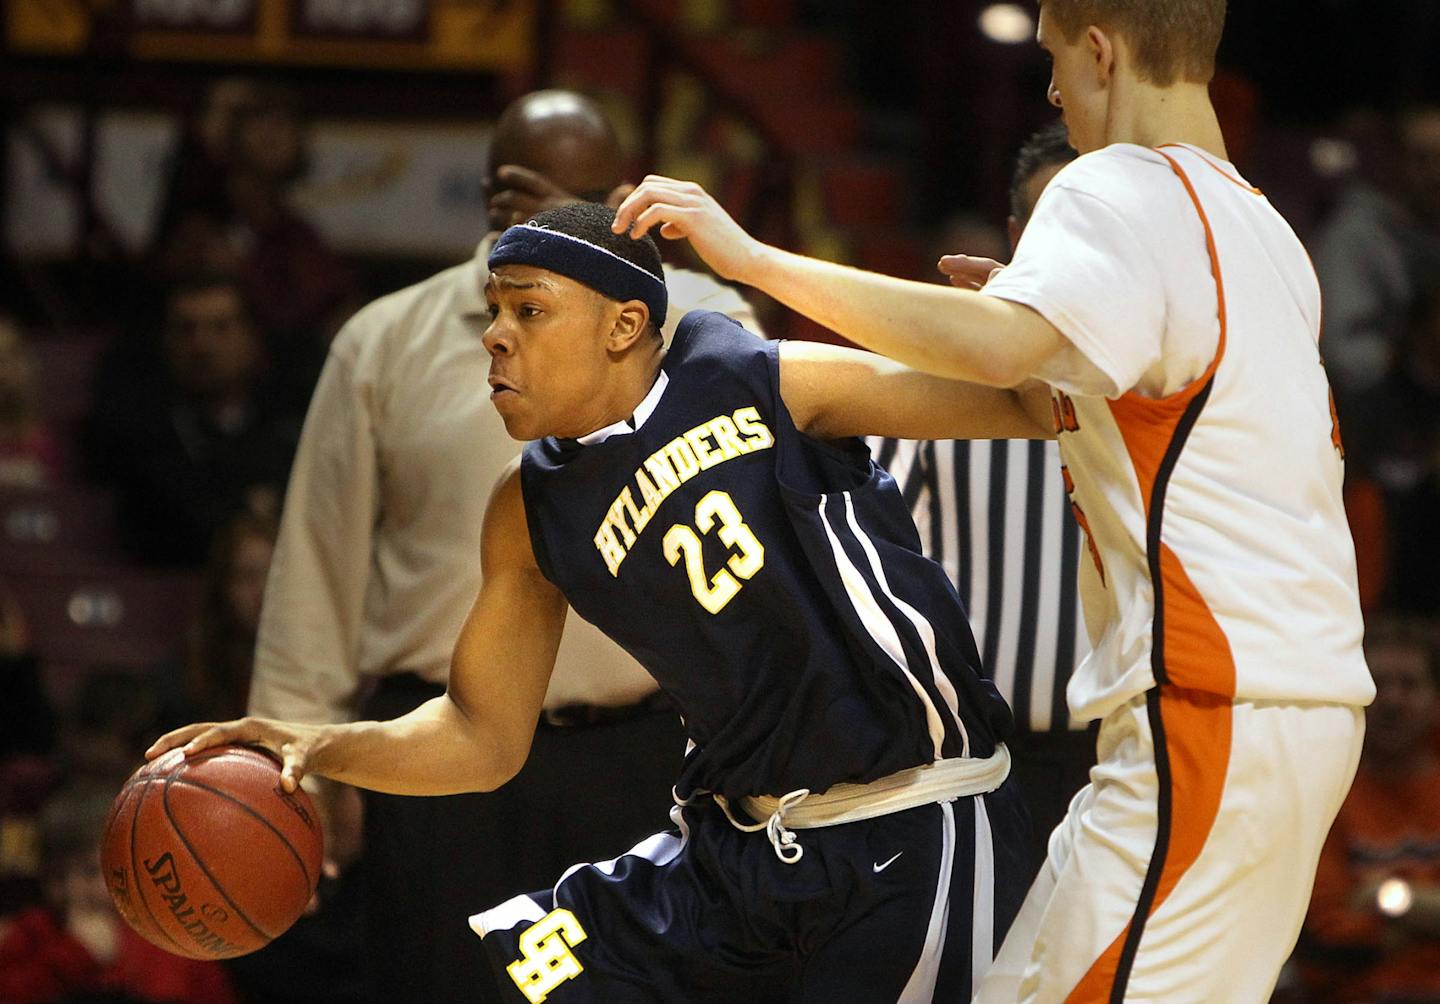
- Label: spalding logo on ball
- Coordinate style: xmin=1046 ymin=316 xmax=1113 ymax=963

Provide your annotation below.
xmin=101 ymin=744 xmax=324 ymax=959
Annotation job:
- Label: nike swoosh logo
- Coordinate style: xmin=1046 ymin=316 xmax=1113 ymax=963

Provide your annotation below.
xmin=873 ymin=852 xmax=903 ymax=874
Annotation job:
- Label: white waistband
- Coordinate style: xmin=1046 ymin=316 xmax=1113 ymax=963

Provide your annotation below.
xmin=709 ymin=745 xmax=1011 ymax=864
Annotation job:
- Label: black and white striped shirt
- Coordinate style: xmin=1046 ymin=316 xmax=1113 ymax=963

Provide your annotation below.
xmin=869 ymin=438 xmax=1090 ymax=733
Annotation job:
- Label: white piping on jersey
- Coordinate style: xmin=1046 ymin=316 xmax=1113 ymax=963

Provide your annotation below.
xmin=817 ymin=493 xmax=948 ymax=759
xmin=469 ymin=893 xmax=546 ymax=939
xmin=839 ymin=492 xmax=972 ymax=758
xmin=971 ymin=795 xmax=996 ymax=997
xmin=574 ymin=370 xmax=670 ymax=445
xmin=899 ymin=800 xmax=957 ymax=1003
xmin=547 ymin=812 xmax=690 ymax=905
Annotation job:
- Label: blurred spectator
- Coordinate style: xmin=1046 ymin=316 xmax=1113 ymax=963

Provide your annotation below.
xmin=0 ymin=585 xmax=56 ymax=761
xmin=1314 ymin=104 xmax=1440 ymax=395
xmin=1300 ymin=618 xmax=1440 ymax=1003
xmin=0 ymin=784 xmax=238 ymax=1004
xmin=87 ymin=273 xmax=298 ymax=566
xmin=0 ymin=753 xmax=55 ymax=920
xmin=153 ymin=80 xmax=360 ymax=409
xmin=60 ymin=672 xmax=161 ymax=786
xmin=152 ymin=78 xmax=260 ymax=254
xmin=158 ymin=509 xmax=277 ymax=727
xmin=0 ymin=317 xmax=64 ymax=489
xmin=1 ymin=585 xmax=60 ymax=920
xmin=1342 ymin=286 xmax=1440 ymax=614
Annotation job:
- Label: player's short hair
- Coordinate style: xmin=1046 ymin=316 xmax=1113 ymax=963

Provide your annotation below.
xmin=527 ymin=202 xmax=664 ymax=286
xmin=490 ymin=202 xmax=667 ymax=330
xmin=1041 ymin=0 xmax=1227 ymax=86
xmin=1010 ymin=120 xmax=1078 ymax=223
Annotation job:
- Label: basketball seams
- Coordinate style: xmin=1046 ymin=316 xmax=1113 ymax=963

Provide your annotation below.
xmin=104 ymin=770 xmax=140 ymax=836
xmin=127 ymin=778 xmax=194 ymax=957
xmin=107 ymin=747 xmax=322 ymax=960
xmin=161 ymin=773 xmax=278 ymax=943
xmin=167 ymin=773 xmax=319 ymax=891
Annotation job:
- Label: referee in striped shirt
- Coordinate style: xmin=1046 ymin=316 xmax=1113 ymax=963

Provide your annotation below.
xmin=870 ymin=121 xmax=1093 ymax=872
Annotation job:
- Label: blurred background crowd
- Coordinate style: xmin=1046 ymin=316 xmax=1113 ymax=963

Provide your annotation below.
xmin=2 ymin=1 xmax=1439 ymax=1002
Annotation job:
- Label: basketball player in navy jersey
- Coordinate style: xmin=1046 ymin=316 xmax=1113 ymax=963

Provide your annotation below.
xmin=148 ymin=203 xmax=1054 ymax=1002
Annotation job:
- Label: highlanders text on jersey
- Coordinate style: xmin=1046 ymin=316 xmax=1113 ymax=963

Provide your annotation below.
xmin=520 ymin=311 xmax=1012 ymax=800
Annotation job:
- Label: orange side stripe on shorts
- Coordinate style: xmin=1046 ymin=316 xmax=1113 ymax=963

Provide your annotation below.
xmin=1064 ymin=689 xmax=1233 ymax=1003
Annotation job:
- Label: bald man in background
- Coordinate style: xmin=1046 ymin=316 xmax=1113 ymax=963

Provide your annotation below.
xmin=247 ymin=90 xmax=760 ymax=1002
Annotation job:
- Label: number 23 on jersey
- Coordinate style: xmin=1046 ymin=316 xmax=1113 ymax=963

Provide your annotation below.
xmin=664 ymin=490 xmax=765 ymax=614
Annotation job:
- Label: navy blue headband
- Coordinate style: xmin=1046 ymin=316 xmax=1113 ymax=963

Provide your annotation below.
xmin=488 ymin=223 xmax=668 ymax=329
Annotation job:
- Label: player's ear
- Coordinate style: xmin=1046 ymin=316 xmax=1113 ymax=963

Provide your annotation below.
xmin=1086 ymin=25 xmax=1115 ymax=86
xmin=606 ymin=301 xmax=651 ymax=353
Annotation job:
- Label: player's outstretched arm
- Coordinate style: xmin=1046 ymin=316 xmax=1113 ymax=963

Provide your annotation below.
xmin=613 ymin=177 xmax=1065 ymax=388
xmin=145 ymin=461 xmax=567 ymax=798
xmin=778 ymin=340 xmax=1055 ymax=442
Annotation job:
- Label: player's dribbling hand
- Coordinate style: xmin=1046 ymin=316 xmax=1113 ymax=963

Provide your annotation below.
xmin=937 ymin=254 xmax=1005 ymax=291
xmin=144 ymin=717 xmax=327 ymax=794
xmin=612 ymin=176 xmax=766 ymax=282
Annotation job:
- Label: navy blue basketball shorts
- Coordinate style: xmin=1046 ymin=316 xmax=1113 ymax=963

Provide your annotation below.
xmin=469 ymin=778 xmax=1030 ymax=1003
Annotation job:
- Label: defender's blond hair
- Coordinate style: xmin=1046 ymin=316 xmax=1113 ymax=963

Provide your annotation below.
xmin=1042 ymin=0 xmax=1227 ymax=86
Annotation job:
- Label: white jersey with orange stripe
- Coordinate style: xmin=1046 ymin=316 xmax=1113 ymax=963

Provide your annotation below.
xmin=985 ymin=142 xmax=1375 ymax=722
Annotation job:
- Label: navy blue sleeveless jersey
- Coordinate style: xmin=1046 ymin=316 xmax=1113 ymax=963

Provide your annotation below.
xmin=520 ymin=311 xmax=1012 ymax=801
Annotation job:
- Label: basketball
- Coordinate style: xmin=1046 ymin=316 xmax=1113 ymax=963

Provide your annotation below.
xmin=100 ymin=744 xmax=324 ymax=960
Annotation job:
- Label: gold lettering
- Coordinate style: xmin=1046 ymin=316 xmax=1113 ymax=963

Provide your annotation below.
xmin=635 ymin=468 xmax=665 ymax=513
xmin=665 ymin=439 xmax=702 ymax=481
xmin=594 ymin=525 xmax=626 ymax=577
xmin=684 ymin=427 xmax=721 ymax=470
xmin=592 ymin=407 xmax=775 ymax=578
xmin=619 ymin=487 xmax=650 ymax=535
xmin=605 ymin=499 xmax=637 ymax=548
xmin=507 ymin=909 xmax=588 ymax=1004
xmin=733 ymin=407 xmax=774 ymax=450
xmin=708 ymin=415 xmax=746 ymax=459
xmin=644 ymin=452 xmax=681 ymax=495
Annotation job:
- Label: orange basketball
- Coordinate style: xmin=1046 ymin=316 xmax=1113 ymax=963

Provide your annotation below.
xmin=100 ymin=744 xmax=324 ymax=959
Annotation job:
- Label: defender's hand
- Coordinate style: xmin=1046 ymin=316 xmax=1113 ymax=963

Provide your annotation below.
xmin=938 ymin=255 xmax=1005 ymax=291
xmin=612 ymin=176 xmax=766 ymax=282
xmin=144 ymin=717 xmax=327 ymax=793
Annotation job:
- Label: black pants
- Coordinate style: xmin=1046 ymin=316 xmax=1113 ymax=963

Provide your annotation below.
xmin=1004 ymin=726 xmax=1098 ymax=878
xmin=361 ymin=675 xmax=687 ymax=1004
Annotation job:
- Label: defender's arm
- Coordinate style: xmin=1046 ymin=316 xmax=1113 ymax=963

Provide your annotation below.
xmin=777 ymin=340 xmax=1054 ymax=442
xmin=614 ymin=177 xmax=1066 ymax=388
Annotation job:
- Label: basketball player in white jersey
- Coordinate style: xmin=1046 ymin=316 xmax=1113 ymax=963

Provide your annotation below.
xmin=613 ymin=2 xmax=1375 ymax=999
